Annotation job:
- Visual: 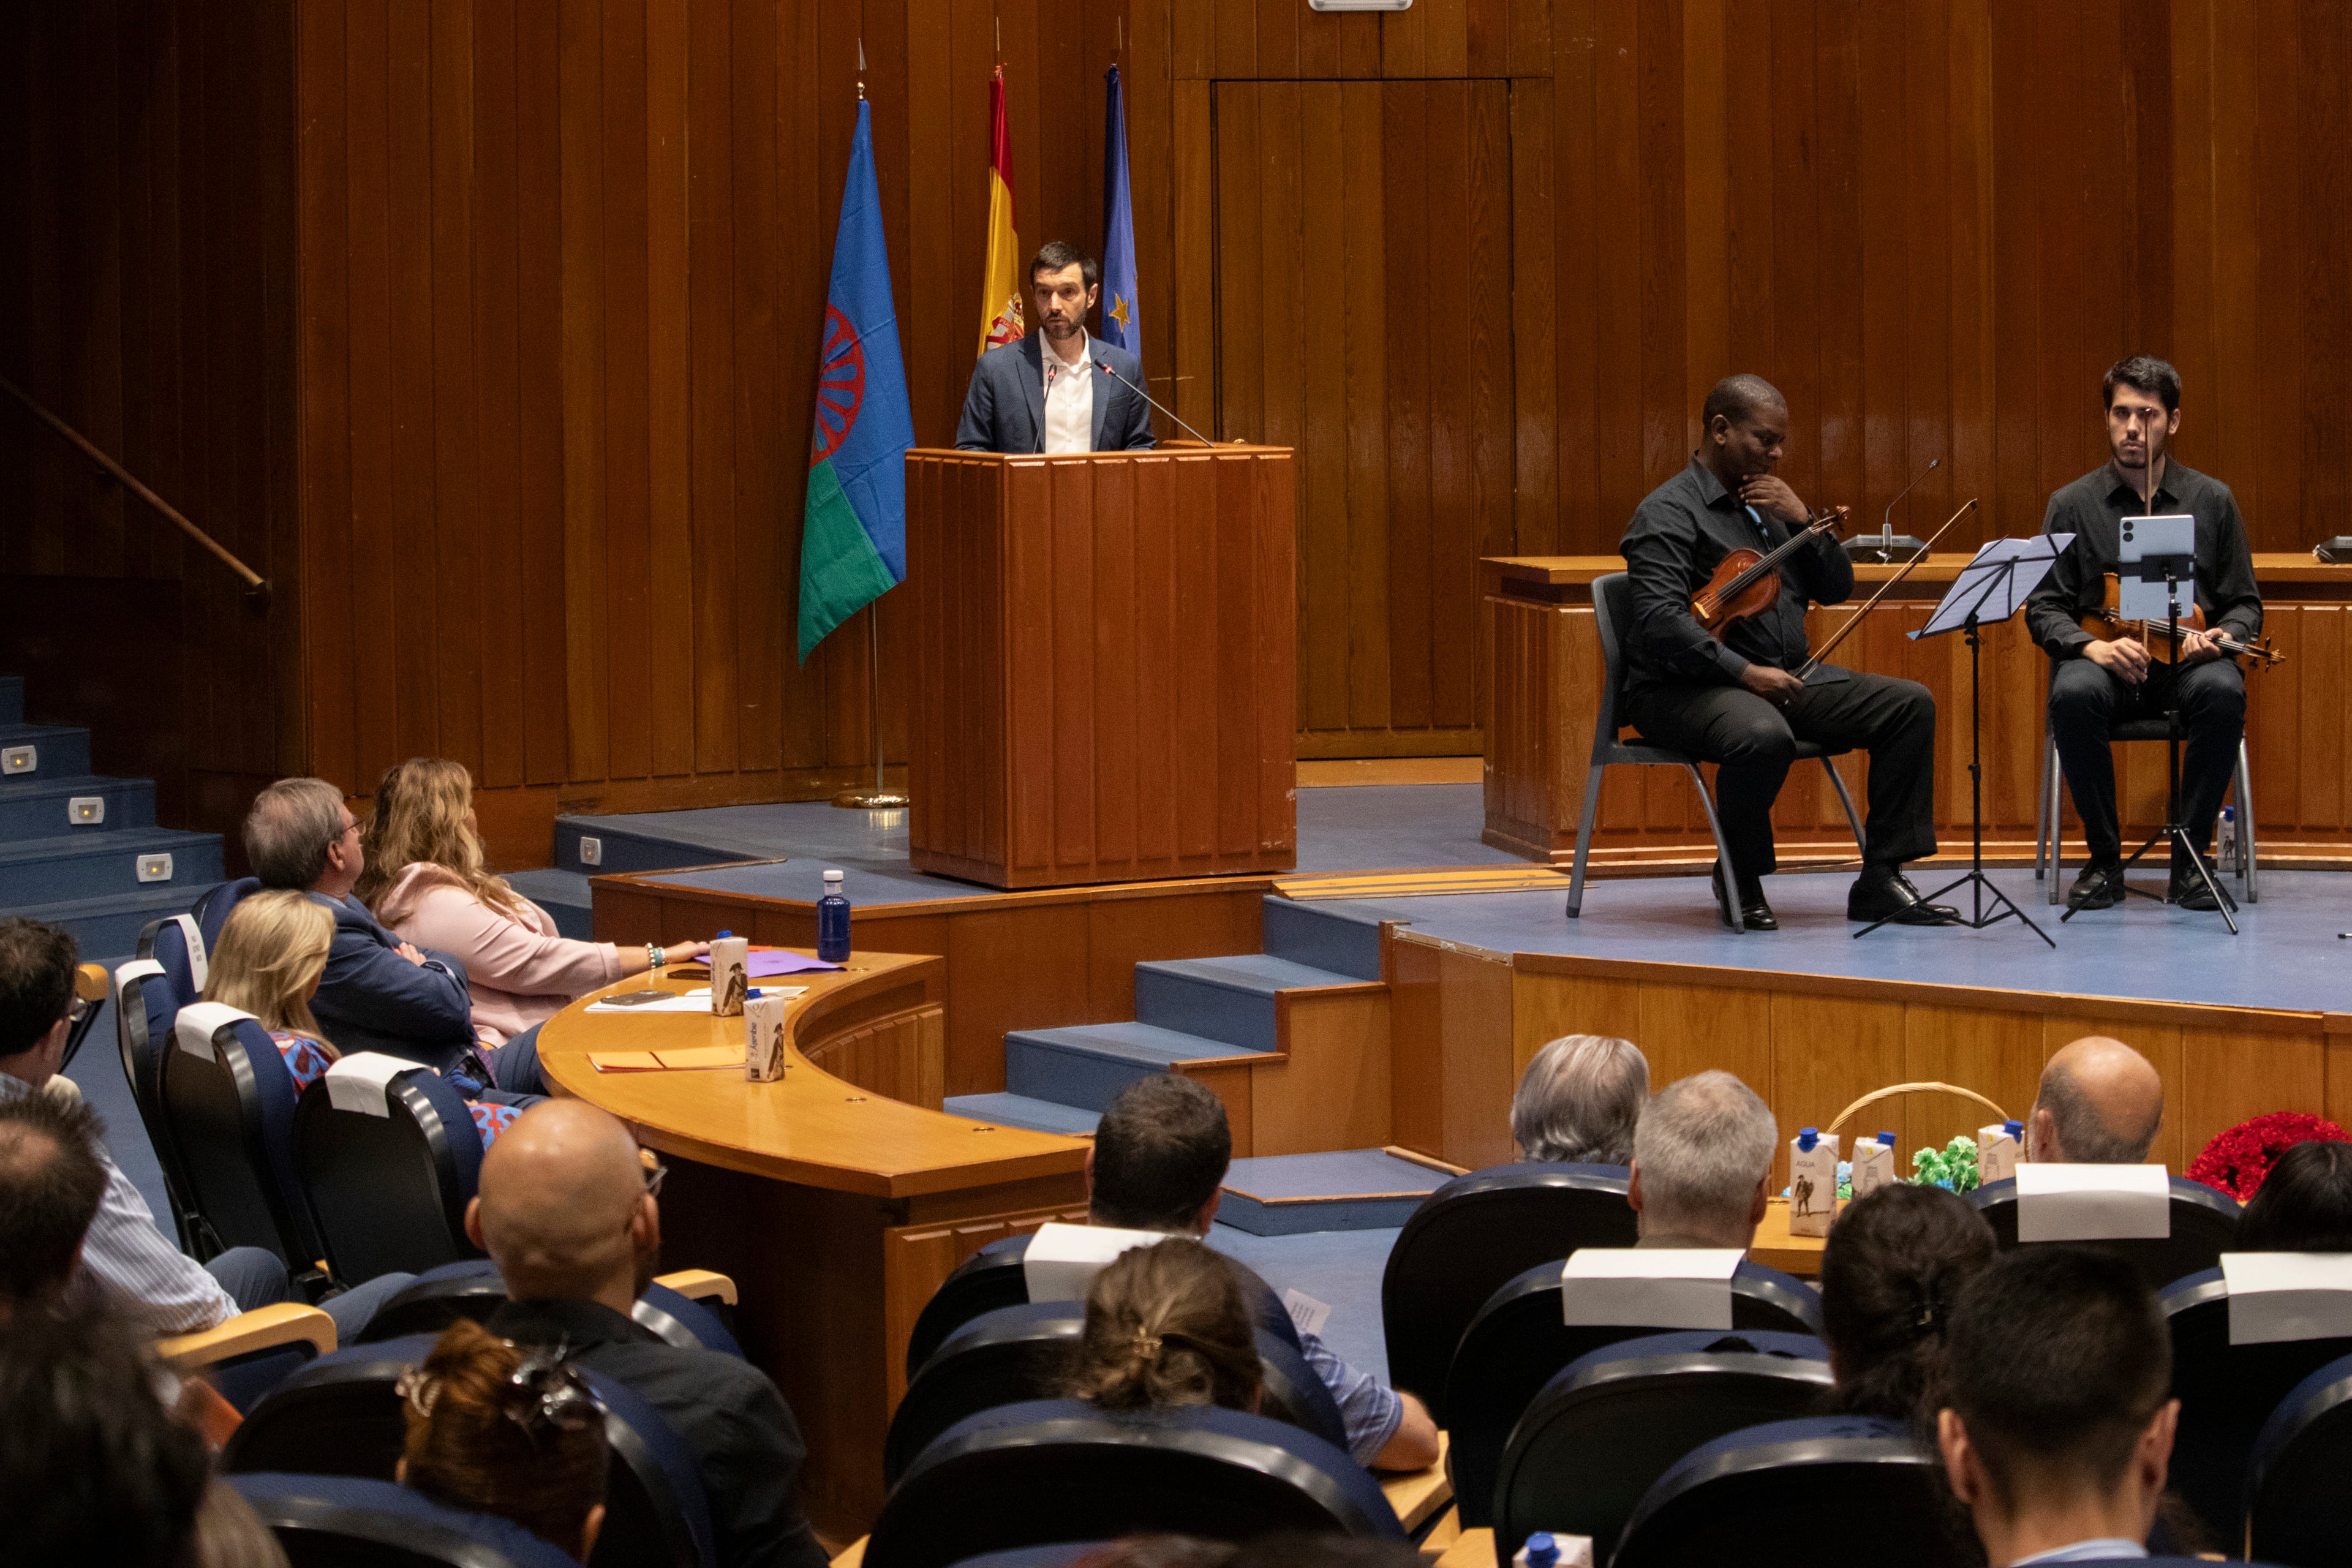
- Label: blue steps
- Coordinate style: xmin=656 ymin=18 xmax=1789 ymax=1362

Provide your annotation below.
xmin=506 ymin=868 xmax=596 ymax=940
xmin=1133 ymin=952 xmax=1363 ymax=1053
xmin=943 ymin=1091 xmax=1107 ymax=1137
xmin=552 ymin=814 xmax=757 ymax=878
xmin=1005 ymin=1020 xmax=1264 ymax=1112
xmin=0 ymin=676 xmax=221 ymax=953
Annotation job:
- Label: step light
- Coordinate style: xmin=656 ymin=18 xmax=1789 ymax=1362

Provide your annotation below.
xmin=1 ymin=745 xmax=33 ymax=774
xmin=579 ymin=835 xmax=603 ymax=866
xmin=137 ymin=852 xmax=175 ymax=883
xmin=68 ymin=796 xmax=105 ymax=825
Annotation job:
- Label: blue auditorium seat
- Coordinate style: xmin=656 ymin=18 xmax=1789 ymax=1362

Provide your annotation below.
xmin=159 ymin=1001 xmax=326 ymax=1270
xmin=1444 ymin=1256 xmax=1823 ymax=1528
xmin=884 ymin=1299 xmax=1346 ymax=1485
xmin=1379 ymin=1161 xmax=1638 ymax=1422
xmin=1967 ymin=1175 xmax=2242 ymax=1291
xmin=360 ymin=1257 xmax=744 ymax=1358
xmin=2248 ymin=1349 xmax=2352 ymax=1568
xmin=905 ymin=1231 xmax=1303 ymax=1384
xmin=231 ymin=1472 xmax=580 ymax=1568
xmin=1493 ymin=1330 xmax=1833 ymax=1561
xmin=193 ymin=875 xmax=262 ymax=953
xmin=1613 ymin=1415 xmax=1973 ymax=1568
xmin=225 ymin=1334 xmax=716 ymax=1568
xmin=293 ymin=1054 xmax=493 ymax=1283
xmin=113 ymin=923 xmax=214 ymax=1255
xmin=866 ymin=1398 xmax=1402 ymax=1568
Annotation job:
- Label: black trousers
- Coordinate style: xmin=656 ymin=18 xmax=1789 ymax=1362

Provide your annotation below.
xmin=2048 ymin=655 xmax=2246 ymax=869
xmin=1626 ymin=669 xmax=1939 ymax=883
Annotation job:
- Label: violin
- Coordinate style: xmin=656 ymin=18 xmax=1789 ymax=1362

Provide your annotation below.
xmin=1690 ymin=505 xmax=1852 ymax=635
xmin=2077 ymin=573 xmax=2284 ymax=668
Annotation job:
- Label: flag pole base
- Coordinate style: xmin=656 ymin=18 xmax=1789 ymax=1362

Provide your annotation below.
xmin=832 ymin=788 xmax=910 ymax=810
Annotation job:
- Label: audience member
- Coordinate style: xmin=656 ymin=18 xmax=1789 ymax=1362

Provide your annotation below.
xmin=359 ymin=758 xmax=709 ymax=1048
xmin=398 ymin=1318 xmax=609 ymax=1562
xmin=2236 ymin=1137 xmax=2352 ymax=1252
xmin=206 ymin=889 xmax=339 ymax=1095
xmin=187 ymin=1481 xmax=293 ymax=1568
xmin=1086 ymin=1074 xmax=1440 ymax=1472
xmin=1510 ymin=1034 xmax=1649 ymax=1166
xmin=1819 ymin=1184 xmax=1996 ymax=1423
xmin=0 ymin=918 xmax=401 ymax=1337
xmin=1223 ymin=1542 xmax=1421 ymax=1568
xmin=465 ymin=1099 xmax=826 ymax=1568
xmin=2026 ymin=1036 xmax=2163 ymax=1164
xmin=1627 ymin=1069 xmax=1776 ymax=1249
xmin=1069 ymin=1540 xmax=1237 ymax=1568
xmin=0 ymin=1310 xmax=213 ymax=1567
xmin=1937 ymin=1248 xmax=2178 ymax=1566
xmin=243 ymin=776 xmax=544 ymax=1095
xmin=0 ymin=1082 xmax=106 ymax=1320
xmin=1066 ymin=1237 xmax=1263 ymax=1415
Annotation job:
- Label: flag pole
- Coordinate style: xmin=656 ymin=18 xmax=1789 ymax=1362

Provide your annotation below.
xmin=832 ymin=605 xmax=908 ymax=809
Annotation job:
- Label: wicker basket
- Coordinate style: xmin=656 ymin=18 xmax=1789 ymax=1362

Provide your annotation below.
xmin=1826 ymin=1081 xmax=2011 ymax=1142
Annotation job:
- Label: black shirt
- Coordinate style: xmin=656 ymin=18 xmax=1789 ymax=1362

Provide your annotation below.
xmin=2022 ymin=459 xmax=2263 ymax=658
xmin=488 ymin=1298 xmax=826 ymax=1568
xmin=1619 ymin=454 xmax=1856 ymax=701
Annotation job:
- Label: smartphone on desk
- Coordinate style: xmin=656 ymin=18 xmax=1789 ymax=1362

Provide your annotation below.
xmin=598 ymin=989 xmax=673 ymax=1008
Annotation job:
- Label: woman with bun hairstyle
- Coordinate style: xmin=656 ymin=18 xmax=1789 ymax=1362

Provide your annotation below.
xmin=1064 ymin=1237 xmax=1264 ymax=1415
xmin=1817 ymin=1182 xmax=1996 ymax=1423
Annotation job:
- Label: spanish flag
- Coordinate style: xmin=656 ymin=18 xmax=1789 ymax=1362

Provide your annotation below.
xmin=975 ymin=68 xmax=1023 ymax=356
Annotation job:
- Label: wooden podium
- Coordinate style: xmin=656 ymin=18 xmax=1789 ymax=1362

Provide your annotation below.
xmin=904 ymin=445 xmax=1298 ymax=889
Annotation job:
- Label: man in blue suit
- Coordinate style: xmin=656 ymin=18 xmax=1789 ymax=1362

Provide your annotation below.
xmin=956 ymin=241 xmax=1156 ymax=454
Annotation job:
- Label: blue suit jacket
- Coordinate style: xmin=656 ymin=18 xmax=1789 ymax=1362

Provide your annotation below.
xmin=307 ymin=892 xmax=478 ymax=1072
xmin=954 ymin=331 xmax=1155 ymax=454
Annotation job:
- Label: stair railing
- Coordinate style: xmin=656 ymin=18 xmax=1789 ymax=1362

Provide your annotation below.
xmin=0 ymin=372 xmax=270 ymax=605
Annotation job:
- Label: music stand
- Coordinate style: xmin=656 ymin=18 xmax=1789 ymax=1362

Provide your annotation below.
xmin=1855 ymin=537 xmax=2067 ymax=946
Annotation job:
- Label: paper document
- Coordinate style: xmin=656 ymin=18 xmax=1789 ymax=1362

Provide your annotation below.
xmin=586 ymin=986 xmax=804 ymax=1015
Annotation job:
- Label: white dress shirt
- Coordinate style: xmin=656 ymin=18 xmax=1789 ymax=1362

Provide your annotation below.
xmin=1041 ymin=328 xmax=1095 ymax=454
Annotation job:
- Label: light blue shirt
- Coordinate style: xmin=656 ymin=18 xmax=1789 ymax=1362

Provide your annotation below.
xmin=2010 ymin=1540 xmax=2146 ymax=1563
xmin=1296 ymin=1324 xmax=1404 ymax=1466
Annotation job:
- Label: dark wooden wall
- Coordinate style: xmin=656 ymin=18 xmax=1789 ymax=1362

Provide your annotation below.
xmin=10 ymin=1 xmax=2352 ymax=856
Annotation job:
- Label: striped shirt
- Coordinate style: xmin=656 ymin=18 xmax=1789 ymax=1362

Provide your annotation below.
xmin=0 ymin=1071 xmax=236 ymax=1333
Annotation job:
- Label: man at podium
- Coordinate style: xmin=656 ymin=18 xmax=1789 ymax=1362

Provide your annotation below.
xmin=956 ymin=242 xmax=1156 ymax=454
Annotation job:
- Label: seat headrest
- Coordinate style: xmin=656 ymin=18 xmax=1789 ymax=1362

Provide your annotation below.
xmin=228 ymin=1471 xmax=578 ymax=1568
xmin=322 ymin=1051 xmax=424 ymax=1117
xmin=173 ymin=1001 xmax=258 ymax=1061
xmin=167 ymin=913 xmax=209 ymax=991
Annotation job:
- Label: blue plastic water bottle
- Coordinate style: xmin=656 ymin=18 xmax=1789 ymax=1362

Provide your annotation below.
xmin=817 ymin=869 xmax=851 ymax=963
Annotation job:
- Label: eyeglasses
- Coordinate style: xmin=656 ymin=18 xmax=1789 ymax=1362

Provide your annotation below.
xmin=64 ymin=997 xmax=88 ymax=1027
xmin=643 ymin=1158 xmax=668 ymax=1199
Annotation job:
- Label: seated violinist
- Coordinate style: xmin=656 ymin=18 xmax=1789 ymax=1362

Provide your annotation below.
xmin=1620 ymin=374 xmax=1953 ymax=931
xmin=2022 ymin=356 xmax=2261 ymax=914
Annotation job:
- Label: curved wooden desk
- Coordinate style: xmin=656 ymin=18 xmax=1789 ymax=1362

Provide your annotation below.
xmin=540 ymin=952 xmax=1088 ymax=1533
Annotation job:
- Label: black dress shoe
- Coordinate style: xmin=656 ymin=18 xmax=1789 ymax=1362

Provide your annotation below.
xmin=1848 ymin=866 xmax=1961 ymax=925
xmin=2067 ymin=861 xmax=2125 ymax=911
xmin=2169 ymin=864 xmax=2222 ymax=911
xmin=1713 ymin=863 xmax=1777 ymax=932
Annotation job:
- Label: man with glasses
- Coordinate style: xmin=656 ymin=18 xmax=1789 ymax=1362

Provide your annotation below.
xmin=2023 ymin=357 xmax=2262 ymax=914
xmin=467 ymin=1098 xmax=825 ymax=1568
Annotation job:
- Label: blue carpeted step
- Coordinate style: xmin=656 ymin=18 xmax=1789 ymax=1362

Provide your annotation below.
xmin=505 ymin=868 xmax=596 ymax=940
xmin=1261 ymin=896 xmax=1393 ymax=983
xmin=1133 ymin=954 xmax=1363 ymax=1053
xmin=0 ymin=826 xmax=222 ymax=907
xmin=15 ymin=885 xmax=202 ymax=954
xmin=943 ymin=1091 xmax=1102 ymax=1137
xmin=0 ymin=773 xmax=157 ymax=840
xmin=0 ymin=676 xmax=20 ymax=726
xmin=1005 ymin=1021 xmax=1261 ymax=1112
xmin=1217 ymin=1149 xmax=1447 ymax=1236
xmin=552 ymin=814 xmax=758 ymax=877
xmin=0 ymin=723 xmax=92 ymax=781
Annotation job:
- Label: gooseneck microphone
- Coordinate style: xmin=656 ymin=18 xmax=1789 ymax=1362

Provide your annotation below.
xmin=1879 ymin=457 xmax=1941 ymax=551
xmin=1093 ymin=358 xmax=1223 ymax=449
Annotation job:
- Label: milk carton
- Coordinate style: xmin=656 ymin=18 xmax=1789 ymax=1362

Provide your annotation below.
xmin=1789 ymin=1127 xmax=1841 ymax=1237
xmin=744 ymin=990 xmax=790 ymax=1082
xmin=1512 ymin=1533 xmax=1594 ymax=1568
xmin=1851 ymin=1130 xmax=1898 ymax=1199
xmin=1978 ymin=1118 xmax=2024 ymax=1186
xmin=709 ymin=933 xmax=749 ymax=1017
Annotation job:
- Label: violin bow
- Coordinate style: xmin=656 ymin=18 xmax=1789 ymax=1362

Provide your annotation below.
xmin=1796 ymin=497 xmax=1980 ymax=679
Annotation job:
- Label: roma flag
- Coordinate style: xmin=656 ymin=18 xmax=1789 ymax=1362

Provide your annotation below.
xmin=975 ymin=68 xmax=1023 ymax=356
xmin=799 ymin=99 xmax=914 ymax=663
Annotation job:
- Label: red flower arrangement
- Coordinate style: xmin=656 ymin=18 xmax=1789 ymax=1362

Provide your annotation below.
xmin=2187 ymin=1112 xmax=2351 ymax=1202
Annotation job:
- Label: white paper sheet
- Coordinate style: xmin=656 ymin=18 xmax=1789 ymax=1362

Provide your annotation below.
xmin=2014 ymin=1163 xmax=2171 ymax=1241
xmin=1282 ymin=1288 xmax=1333 ymax=1339
xmin=322 ymin=1051 xmax=418 ymax=1117
xmin=1021 ymin=1221 xmax=1169 ymax=1302
xmin=1559 ymin=1247 xmax=1743 ymax=1330
xmin=2222 ymin=1253 xmax=2352 ymax=1345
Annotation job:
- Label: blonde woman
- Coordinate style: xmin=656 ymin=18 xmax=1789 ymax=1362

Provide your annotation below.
xmin=358 ymin=760 xmax=709 ymax=1061
xmin=205 ymin=889 xmax=341 ymax=1095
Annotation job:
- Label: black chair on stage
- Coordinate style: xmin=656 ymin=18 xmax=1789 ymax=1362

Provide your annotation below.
xmin=1566 ymin=571 xmax=1866 ymax=932
xmin=224 ymin=1335 xmax=716 ymax=1568
xmin=865 ymin=1398 xmax=1402 ymax=1568
xmin=293 ymin=1054 xmax=497 ymax=1283
xmin=1444 ymin=1257 xmax=1823 ymax=1529
xmin=360 ymin=1258 xmax=744 ymax=1357
xmin=1613 ymin=1415 xmax=1973 ymax=1568
xmin=1966 ymin=1175 xmax=2241 ymax=1292
xmin=1493 ymin=1330 xmax=1833 ymax=1561
xmin=1379 ymin=1161 xmax=1637 ymax=1422
xmin=883 ymin=1300 xmax=1346 ymax=1486
xmin=231 ymin=1472 xmax=579 ymax=1568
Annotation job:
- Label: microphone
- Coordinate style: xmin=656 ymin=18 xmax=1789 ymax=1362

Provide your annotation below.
xmin=1852 ymin=456 xmax=1939 ymax=563
xmin=1093 ymin=358 xmax=1223 ymax=449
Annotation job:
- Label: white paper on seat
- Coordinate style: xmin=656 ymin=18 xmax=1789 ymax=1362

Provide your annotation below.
xmin=1021 ymin=1221 xmax=1170 ymax=1302
xmin=172 ymin=1000 xmax=256 ymax=1061
xmin=323 ymin=1052 xmax=417 ymax=1118
xmin=172 ymin=913 xmax=209 ymax=992
xmin=1559 ymin=1248 xmax=1743 ymax=1330
xmin=2222 ymin=1253 xmax=2352 ymax=1346
xmin=2015 ymin=1163 xmax=2171 ymax=1241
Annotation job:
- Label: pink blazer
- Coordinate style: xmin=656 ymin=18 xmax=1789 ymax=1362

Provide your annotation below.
xmin=377 ymin=862 xmax=622 ymax=1046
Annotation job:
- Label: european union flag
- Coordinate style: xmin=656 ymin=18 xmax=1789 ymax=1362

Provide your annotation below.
xmin=1099 ymin=65 xmax=1141 ymax=360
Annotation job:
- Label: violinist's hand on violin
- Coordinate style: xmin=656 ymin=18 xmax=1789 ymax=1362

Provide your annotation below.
xmin=2176 ymin=627 xmax=2225 ymax=665
xmin=1740 ymin=665 xmax=1806 ymax=707
xmin=2085 ymin=637 xmax=2151 ymax=684
xmin=1738 ymin=475 xmax=1811 ymax=524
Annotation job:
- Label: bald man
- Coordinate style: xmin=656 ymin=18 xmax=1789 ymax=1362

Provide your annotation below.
xmin=2026 ymin=1036 xmax=2165 ymax=1164
xmin=467 ymin=1101 xmax=825 ymax=1568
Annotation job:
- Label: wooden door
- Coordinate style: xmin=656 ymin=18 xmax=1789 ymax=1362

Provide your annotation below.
xmin=1210 ymin=80 xmax=1515 ymax=759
